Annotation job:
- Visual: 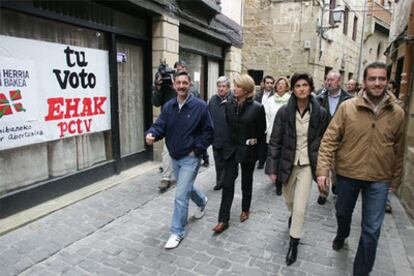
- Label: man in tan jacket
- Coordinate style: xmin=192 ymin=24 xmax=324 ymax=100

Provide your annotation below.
xmin=316 ymin=61 xmax=405 ymax=276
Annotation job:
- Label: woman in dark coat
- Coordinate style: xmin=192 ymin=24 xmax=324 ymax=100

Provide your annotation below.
xmin=212 ymin=73 xmax=266 ymax=233
xmin=265 ymin=72 xmax=328 ymax=266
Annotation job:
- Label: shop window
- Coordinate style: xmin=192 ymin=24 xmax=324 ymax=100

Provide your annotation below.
xmin=207 ymin=60 xmax=220 ymax=100
xmin=180 ymin=51 xmax=205 ymax=99
xmin=179 ymin=33 xmax=224 ymax=101
xmin=0 ymin=9 xmax=111 ymax=193
xmin=180 ymin=33 xmax=222 ymax=59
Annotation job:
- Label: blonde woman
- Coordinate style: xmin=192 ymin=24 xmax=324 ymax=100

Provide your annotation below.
xmin=212 ymin=74 xmax=266 ymax=233
xmin=263 ymin=77 xmax=291 ymax=195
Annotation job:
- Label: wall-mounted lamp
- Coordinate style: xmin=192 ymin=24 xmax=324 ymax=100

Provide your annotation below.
xmin=317 ymin=7 xmax=344 ymax=36
xmin=317 ymin=4 xmax=344 ymax=59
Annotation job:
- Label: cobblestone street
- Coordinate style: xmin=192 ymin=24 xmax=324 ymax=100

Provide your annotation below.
xmin=1 ymin=158 xmax=413 ymax=276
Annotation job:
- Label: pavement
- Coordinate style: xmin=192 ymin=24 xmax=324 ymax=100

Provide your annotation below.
xmin=0 ymin=157 xmax=414 ymax=276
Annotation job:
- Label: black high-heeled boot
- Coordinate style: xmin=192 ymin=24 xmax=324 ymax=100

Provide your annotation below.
xmin=286 ymin=236 xmax=299 ymax=266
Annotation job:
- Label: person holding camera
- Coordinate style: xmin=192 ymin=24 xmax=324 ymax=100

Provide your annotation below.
xmin=152 ymin=61 xmax=178 ymax=193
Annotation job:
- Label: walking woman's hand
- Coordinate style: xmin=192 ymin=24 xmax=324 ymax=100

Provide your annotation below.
xmin=317 ymin=176 xmax=329 ymax=192
xmin=268 ymin=174 xmax=277 ymax=182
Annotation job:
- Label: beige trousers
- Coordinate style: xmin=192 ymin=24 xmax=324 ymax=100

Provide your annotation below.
xmin=283 ymin=165 xmax=312 ymax=239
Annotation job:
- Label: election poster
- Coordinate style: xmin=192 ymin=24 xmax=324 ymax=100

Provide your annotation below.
xmin=0 ymin=35 xmax=111 ymax=150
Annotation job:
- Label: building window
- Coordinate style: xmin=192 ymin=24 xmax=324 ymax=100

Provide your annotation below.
xmin=348 ymin=72 xmax=353 ymax=81
xmin=324 ymin=66 xmax=333 ymax=79
xmin=329 ymin=0 xmax=337 ymax=26
xmin=343 ymin=6 xmax=349 ymax=35
xmin=352 ymin=16 xmax=358 ymax=41
xmin=339 ymin=70 xmax=345 ymax=80
xmin=247 ymin=69 xmax=264 ymax=86
xmin=376 ymin=42 xmax=383 ymax=59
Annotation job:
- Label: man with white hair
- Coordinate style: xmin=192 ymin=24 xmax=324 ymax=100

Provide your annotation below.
xmin=316 ymin=70 xmax=352 ymax=205
xmin=208 ymin=76 xmax=233 ymax=191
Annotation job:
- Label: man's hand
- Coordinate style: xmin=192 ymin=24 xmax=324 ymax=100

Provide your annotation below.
xmin=145 ymin=133 xmax=155 ymax=145
xmin=268 ymin=174 xmax=277 ymax=182
xmin=389 ymin=186 xmax=397 ymax=193
xmin=317 ymin=176 xmax=329 ymax=192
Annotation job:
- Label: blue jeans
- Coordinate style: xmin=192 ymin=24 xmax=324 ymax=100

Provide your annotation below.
xmin=335 ymin=175 xmax=389 ymax=276
xmin=170 ymin=155 xmax=206 ymax=237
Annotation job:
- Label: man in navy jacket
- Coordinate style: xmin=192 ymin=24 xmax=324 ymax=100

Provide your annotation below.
xmin=145 ymin=71 xmax=214 ymax=249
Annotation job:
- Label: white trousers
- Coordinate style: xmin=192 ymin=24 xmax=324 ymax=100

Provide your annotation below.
xmin=283 ymin=165 xmax=312 ymax=239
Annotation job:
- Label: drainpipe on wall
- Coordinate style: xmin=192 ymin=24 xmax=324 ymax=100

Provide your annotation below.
xmin=357 ymin=0 xmax=368 ymax=82
xmin=399 ymin=1 xmax=414 ymax=102
xmin=318 ymin=1 xmax=324 ymax=60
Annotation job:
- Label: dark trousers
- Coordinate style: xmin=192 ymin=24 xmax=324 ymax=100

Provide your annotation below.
xmin=202 ymin=150 xmax=209 ymax=163
xmin=218 ymin=155 xmax=255 ymax=222
xmin=275 ymin=179 xmax=282 ymax=189
xmin=335 ymin=175 xmax=389 ymax=276
xmin=212 ymin=147 xmax=226 ymax=187
xmin=258 ymin=142 xmax=267 ymax=166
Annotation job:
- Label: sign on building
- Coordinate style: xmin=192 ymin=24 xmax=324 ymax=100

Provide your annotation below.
xmin=0 ymin=35 xmax=111 ymax=150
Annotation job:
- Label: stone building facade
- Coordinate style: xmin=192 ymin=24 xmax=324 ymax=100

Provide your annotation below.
xmin=362 ymin=0 xmax=392 ymax=67
xmin=243 ymin=0 xmax=364 ymax=88
xmin=385 ymin=0 xmax=414 ymax=222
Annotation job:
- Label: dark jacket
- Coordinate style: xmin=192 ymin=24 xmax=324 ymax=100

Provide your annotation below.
xmin=145 ymin=94 xmax=214 ymax=159
xmin=265 ymin=95 xmax=328 ymax=184
xmin=316 ymin=88 xmax=352 ymax=122
xmin=151 ymin=83 xmax=176 ymax=107
xmin=208 ymin=92 xmax=233 ymax=149
xmin=223 ymin=97 xmax=266 ymax=163
xmin=254 ymin=90 xmax=274 ymax=104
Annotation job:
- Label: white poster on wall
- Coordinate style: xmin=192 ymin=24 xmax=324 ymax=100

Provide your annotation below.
xmin=0 ymin=35 xmax=111 ymax=151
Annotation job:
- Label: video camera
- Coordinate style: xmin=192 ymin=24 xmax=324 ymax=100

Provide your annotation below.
xmin=157 ymin=61 xmax=175 ymax=87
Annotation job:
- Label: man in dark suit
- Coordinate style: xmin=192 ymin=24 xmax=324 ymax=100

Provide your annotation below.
xmin=254 ymin=75 xmax=274 ymax=169
xmin=208 ymin=76 xmax=232 ymax=190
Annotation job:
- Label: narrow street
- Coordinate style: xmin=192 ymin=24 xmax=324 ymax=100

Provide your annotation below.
xmin=1 ymin=157 xmax=413 ymax=276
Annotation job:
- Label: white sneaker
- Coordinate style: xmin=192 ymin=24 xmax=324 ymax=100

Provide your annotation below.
xmin=165 ymin=234 xmax=183 ymax=249
xmin=194 ymin=197 xmax=208 ymax=219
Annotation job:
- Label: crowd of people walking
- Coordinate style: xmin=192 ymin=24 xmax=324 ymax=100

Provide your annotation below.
xmin=146 ymin=61 xmax=405 ymax=276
